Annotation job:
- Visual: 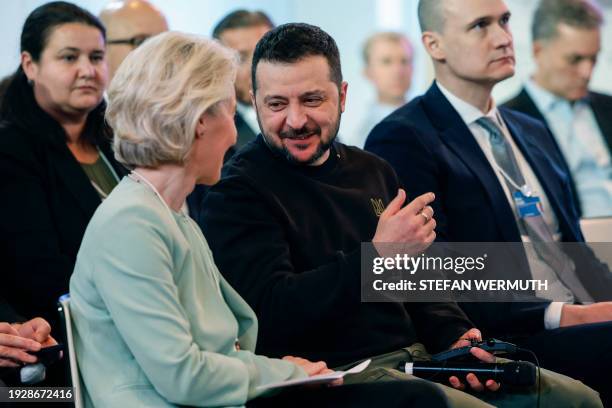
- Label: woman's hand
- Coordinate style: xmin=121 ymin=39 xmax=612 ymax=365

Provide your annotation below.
xmin=282 ymin=356 xmax=343 ymax=386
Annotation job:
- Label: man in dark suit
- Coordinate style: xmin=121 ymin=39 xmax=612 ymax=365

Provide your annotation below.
xmin=365 ymin=0 xmax=612 ymax=402
xmin=212 ymin=9 xmax=274 ymax=155
xmin=503 ymin=0 xmax=612 ymax=217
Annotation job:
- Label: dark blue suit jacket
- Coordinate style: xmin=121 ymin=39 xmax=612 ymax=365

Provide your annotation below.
xmin=365 ymin=82 xmax=612 ymax=336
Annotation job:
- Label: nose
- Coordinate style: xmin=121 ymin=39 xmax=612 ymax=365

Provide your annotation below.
xmin=493 ymin=25 xmax=513 ymax=49
xmin=77 ymin=57 xmax=96 ymax=78
xmin=285 ymin=103 xmax=307 ymax=130
xmin=577 ymin=59 xmax=595 ymax=82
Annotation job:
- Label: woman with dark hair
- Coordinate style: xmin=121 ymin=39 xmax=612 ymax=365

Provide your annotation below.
xmin=0 ymin=1 xmax=125 ymax=353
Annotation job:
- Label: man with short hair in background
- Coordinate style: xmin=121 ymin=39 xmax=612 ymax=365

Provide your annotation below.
xmin=212 ymin=9 xmax=274 ymax=153
xmin=186 ymin=10 xmax=275 ymax=224
xmin=99 ymin=0 xmax=168 ymax=81
xmin=351 ymin=32 xmax=413 ymax=148
xmin=366 ymin=0 xmax=612 ymax=403
xmin=504 ymin=0 xmax=612 ymax=218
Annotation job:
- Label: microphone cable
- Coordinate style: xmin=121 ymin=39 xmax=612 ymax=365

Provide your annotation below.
xmin=399 ymin=346 xmax=542 ymax=408
xmin=516 ymin=347 xmax=541 ymax=408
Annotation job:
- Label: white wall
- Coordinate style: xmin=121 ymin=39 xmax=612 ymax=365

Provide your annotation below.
xmin=1 ymin=0 xmax=610 ymax=140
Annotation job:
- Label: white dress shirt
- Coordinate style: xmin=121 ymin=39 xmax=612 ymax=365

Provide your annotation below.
xmin=348 ymin=101 xmax=399 ymax=148
xmin=438 ymin=82 xmax=572 ymax=329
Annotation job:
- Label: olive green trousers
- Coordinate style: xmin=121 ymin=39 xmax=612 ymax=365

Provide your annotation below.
xmin=338 ymin=344 xmax=602 ymax=408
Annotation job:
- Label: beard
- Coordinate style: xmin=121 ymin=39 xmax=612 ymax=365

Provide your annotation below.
xmin=257 ymin=105 xmax=342 ymax=166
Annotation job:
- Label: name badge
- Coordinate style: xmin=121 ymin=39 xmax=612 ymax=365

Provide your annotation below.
xmin=513 ymin=190 xmax=542 ymax=218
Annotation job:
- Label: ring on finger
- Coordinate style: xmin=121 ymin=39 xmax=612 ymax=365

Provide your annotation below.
xmin=420 ymin=211 xmax=430 ymax=223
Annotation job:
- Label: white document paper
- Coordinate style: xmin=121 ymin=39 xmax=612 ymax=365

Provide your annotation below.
xmin=256 ymin=359 xmax=372 ymax=392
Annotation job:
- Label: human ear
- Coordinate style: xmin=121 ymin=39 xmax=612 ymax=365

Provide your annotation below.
xmin=21 ymin=51 xmax=37 ymax=82
xmin=422 ymin=31 xmax=445 ymax=62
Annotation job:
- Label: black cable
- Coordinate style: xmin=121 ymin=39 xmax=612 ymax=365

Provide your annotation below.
xmin=401 ymin=346 xmax=541 ymax=407
xmin=517 ymin=347 xmax=541 ymax=408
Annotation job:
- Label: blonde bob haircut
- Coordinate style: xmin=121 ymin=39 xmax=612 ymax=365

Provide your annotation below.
xmin=107 ymin=31 xmax=238 ymax=169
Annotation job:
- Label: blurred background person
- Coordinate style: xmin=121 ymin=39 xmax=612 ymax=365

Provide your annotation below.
xmin=99 ymin=0 xmax=168 ymax=81
xmin=0 ymin=0 xmax=125 ymax=384
xmin=70 ymin=30 xmax=447 ymax=408
xmin=212 ymin=9 xmax=273 ymax=154
xmin=504 ymin=0 xmax=612 ymax=218
xmin=350 ymin=32 xmax=413 ymax=148
xmin=186 ymin=9 xmax=275 ymax=224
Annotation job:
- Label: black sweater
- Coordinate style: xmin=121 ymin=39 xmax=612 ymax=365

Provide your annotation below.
xmin=201 ymin=136 xmax=472 ymax=367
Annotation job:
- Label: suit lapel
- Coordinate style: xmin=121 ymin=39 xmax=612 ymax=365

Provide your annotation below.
xmin=423 ymin=84 xmax=520 ymax=242
xmin=517 ymin=89 xmax=548 ymax=125
xmin=502 ymin=113 xmax=578 ymax=240
xmin=98 ymin=138 xmax=126 ymax=179
xmin=234 ymin=112 xmax=257 ymax=149
xmin=590 ymin=93 xmax=612 ymax=154
xmin=515 ymin=89 xmax=583 ymax=216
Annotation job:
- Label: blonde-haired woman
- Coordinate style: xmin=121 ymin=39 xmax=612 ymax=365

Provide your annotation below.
xmin=68 ymin=31 xmax=328 ymax=406
xmin=69 ymin=31 xmax=447 ymax=408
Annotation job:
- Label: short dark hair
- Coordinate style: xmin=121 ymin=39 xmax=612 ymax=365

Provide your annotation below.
xmin=251 ymin=23 xmax=343 ymax=94
xmin=532 ymin=0 xmax=603 ymax=42
xmin=21 ymin=1 xmax=106 ymax=62
xmin=212 ymin=9 xmax=274 ymax=39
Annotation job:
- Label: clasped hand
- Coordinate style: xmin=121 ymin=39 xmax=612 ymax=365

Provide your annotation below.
xmin=0 ymin=318 xmax=58 ymax=367
xmin=448 ymin=328 xmax=501 ymax=392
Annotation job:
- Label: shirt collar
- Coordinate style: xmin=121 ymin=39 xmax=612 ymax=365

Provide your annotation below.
xmin=437 ymin=81 xmax=500 ymax=126
xmin=524 ymin=78 xmax=562 ymax=112
xmin=525 ymin=78 xmax=589 ymax=112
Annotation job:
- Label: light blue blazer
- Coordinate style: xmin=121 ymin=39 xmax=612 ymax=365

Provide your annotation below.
xmin=70 ymin=177 xmax=305 ymax=407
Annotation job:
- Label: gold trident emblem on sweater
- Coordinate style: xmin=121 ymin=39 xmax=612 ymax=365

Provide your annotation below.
xmin=370 ymin=198 xmax=385 ymax=217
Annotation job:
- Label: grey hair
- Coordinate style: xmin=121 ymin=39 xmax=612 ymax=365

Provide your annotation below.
xmin=107 ymin=31 xmax=238 ymax=169
xmin=532 ymin=0 xmax=603 ymax=42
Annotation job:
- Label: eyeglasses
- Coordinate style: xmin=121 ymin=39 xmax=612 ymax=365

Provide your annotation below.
xmin=107 ymin=34 xmax=151 ymax=48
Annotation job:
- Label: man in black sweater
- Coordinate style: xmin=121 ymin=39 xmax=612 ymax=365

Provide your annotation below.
xmin=202 ymin=22 xmax=601 ymax=407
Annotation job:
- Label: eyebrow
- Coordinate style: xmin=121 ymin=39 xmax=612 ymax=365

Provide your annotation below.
xmin=262 ymin=89 xmax=327 ymax=103
xmin=568 ymin=52 xmax=599 ymax=60
xmin=301 ymin=90 xmax=326 ymax=98
xmin=57 ymin=47 xmax=105 ymax=53
xmin=465 ymin=11 xmax=511 ymax=29
xmin=57 ymin=47 xmax=80 ymax=53
xmin=263 ymin=95 xmax=288 ymax=103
